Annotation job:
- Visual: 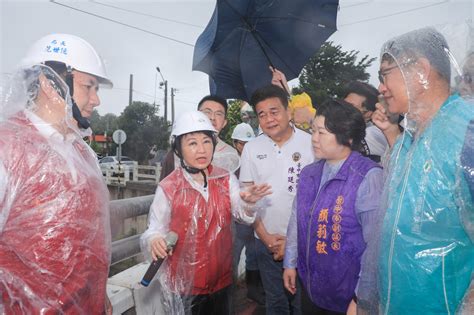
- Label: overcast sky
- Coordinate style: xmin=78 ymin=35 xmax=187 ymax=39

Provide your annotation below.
xmin=1 ymin=0 xmax=472 ymax=119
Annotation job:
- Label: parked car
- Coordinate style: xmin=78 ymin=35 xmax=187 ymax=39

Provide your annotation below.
xmin=99 ymin=156 xmax=136 ymax=176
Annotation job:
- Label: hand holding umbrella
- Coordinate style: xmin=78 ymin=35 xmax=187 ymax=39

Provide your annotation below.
xmin=193 ymin=0 xmax=339 ymax=101
xmin=270 ymin=66 xmax=290 ymax=96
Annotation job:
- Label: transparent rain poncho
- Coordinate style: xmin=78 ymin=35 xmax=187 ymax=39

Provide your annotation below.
xmin=375 ymin=27 xmax=474 ymax=314
xmin=457 ymin=51 xmax=474 ymax=100
xmin=0 ymin=65 xmax=111 ymax=313
xmin=140 ymin=158 xmax=258 ymax=314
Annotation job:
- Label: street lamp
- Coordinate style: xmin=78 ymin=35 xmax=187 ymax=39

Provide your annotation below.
xmin=153 ymin=70 xmax=157 ymax=110
xmin=156 ymin=66 xmax=168 ymax=121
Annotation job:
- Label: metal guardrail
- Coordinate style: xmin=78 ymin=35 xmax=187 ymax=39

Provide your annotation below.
xmin=104 ymin=164 xmax=161 ymax=186
xmin=110 ymin=195 xmax=154 ymax=265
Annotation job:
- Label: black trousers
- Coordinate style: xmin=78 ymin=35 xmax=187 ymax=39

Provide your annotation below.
xmin=182 ymin=285 xmax=232 ymax=315
xmin=300 ymin=279 xmax=345 ymax=315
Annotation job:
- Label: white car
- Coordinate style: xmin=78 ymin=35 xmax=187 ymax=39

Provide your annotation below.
xmin=99 ymin=156 xmax=136 ymax=176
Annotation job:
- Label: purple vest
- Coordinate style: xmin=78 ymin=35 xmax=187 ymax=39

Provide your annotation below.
xmin=296 ymin=152 xmax=380 ymax=312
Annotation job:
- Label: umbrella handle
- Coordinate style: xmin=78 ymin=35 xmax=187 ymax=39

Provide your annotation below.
xmin=270 ymin=66 xmax=291 ymax=98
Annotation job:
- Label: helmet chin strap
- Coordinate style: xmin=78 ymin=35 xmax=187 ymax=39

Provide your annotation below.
xmin=180 ymin=159 xmax=208 ymax=188
xmin=174 ymin=132 xmax=218 ymax=189
xmin=65 ymin=72 xmax=90 ymax=130
xmin=72 ymin=101 xmax=90 ymax=129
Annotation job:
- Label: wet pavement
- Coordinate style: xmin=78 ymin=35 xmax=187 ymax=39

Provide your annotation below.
xmin=233 ymin=279 xmax=265 ymax=315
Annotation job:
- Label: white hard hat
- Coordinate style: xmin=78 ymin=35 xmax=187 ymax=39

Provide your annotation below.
xmin=171 ymin=111 xmax=216 ymax=137
xmin=241 ymin=103 xmax=253 ymax=113
xmin=21 ymin=33 xmax=113 ymax=88
xmin=231 ymin=123 xmax=255 ymax=142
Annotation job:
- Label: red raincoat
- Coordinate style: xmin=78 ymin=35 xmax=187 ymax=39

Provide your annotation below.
xmin=0 ymin=113 xmax=111 ymax=314
xmin=160 ymin=167 xmax=233 ymax=295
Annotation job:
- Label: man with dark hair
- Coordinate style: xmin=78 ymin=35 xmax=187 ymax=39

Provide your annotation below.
xmin=159 ymin=94 xmax=238 ymax=180
xmin=197 ymin=95 xmax=228 ymax=113
xmin=343 ymin=81 xmax=388 ymax=162
xmin=240 ymin=84 xmax=314 ymax=314
xmin=372 ymin=27 xmax=474 ymax=314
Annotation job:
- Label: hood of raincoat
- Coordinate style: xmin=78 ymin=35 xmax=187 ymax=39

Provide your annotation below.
xmin=375 ymin=26 xmax=474 ymax=315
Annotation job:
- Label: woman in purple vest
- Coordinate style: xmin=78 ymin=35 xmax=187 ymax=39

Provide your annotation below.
xmin=283 ymin=99 xmax=384 ymax=315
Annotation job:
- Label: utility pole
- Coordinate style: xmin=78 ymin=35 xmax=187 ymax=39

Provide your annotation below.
xmin=171 ymin=88 xmax=176 ymax=124
xmin=156 ymin=67 xmax=168 ymax=122
xmin=163 ymin=80 xmax=168 ymax=122
xmin=129 ymin=74 xmax=133 ymax=107
xmin=153 ymin=71 xmax=157 ymax=111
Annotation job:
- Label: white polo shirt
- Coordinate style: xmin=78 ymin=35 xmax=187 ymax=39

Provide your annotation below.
xmin=239 ymin=127 xmax=313 ymax=237
xmin=365 ymin=123 xmax=388 ymax=157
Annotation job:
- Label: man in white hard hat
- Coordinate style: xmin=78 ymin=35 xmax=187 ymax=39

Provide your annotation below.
xmin=231 ymin=122 xmax=255 ymax=156
xmin=20 ymin=33 xmax=113 ymax=133
xmin=0 ymin=34 xmax=112 ymax=313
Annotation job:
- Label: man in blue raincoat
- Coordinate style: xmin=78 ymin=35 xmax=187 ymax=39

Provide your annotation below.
xmin=372 ymin=27 xmax=474 ymax=314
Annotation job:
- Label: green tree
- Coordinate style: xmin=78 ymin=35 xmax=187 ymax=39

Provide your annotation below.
xmin=116 ymin=101 xmax=170 ymax=163
xmin=88 ymin=140 xmax=102 ymax=155
xmin=298 ymin=41 xmax=376 ymax=107
xmin=89 ymin=110 xmax=118 ymax=135
xmin=221 ymin=99 xmax=243 ymax=145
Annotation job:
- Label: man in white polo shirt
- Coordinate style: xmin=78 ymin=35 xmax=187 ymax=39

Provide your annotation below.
xmin=239 ymin=85 xmax=314 ymax=315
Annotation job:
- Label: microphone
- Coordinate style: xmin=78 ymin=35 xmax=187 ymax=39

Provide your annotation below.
xmin=140 ymin=231 xmax=178 ymax=287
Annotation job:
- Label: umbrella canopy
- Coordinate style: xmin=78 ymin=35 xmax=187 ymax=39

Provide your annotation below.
xmin=193 ymin=0 xmax=339 ymax=102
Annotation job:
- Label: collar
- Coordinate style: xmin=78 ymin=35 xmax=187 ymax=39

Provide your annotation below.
xmin=263 ymin=124 xmax=296 ymax=146
xmin=182 ymin=167 xmax=209 ymax=200
xmin=24 ymin=110 xmax=76 ymax=143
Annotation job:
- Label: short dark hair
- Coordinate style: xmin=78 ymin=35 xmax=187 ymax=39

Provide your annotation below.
xmin=317 ymin=99 xmax=366 ymax=152
xmin=381 ymin=27 xmax=451 ymax=83
xmin=343 ymin=81 xmax=379 ymax=112
xmin=197 ymin=95 xmax=228 ymax=115
xmin=250 ymin=85 xmax=288 ymax=112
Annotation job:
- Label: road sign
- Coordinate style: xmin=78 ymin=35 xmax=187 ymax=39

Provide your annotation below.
xmin=113 ymin=129 xmax=127 ymax=145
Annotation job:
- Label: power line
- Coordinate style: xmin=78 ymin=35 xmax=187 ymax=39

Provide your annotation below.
xmin=91 ymin=0 xmax=205 ymax=29
xmin=112 ymin=87 xmax=155 ymax=99
xmin=175 ymin=98 xmax=200 ymax=105
xmin=340 ymin=1 xmax=373 ymax=9
xmin=50 ymin=0 xmax=195 ymax=47
xmin=340 ymin=0 xmax=449 ymax=27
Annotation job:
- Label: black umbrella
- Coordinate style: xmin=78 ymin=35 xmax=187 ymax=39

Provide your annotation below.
xmin=193 ymin=0 xmax=339 ymax=102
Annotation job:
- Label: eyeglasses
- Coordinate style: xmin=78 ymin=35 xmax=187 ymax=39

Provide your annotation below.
xmin=378 ymin=61 xmax=415 ymax=84
xmin=233 ymin=140 xmax=246 ymax=146
xmin=200 ymin=108 xmax=226 ymax=119
xmin=455 ymin=73 xmax=473 ymax=85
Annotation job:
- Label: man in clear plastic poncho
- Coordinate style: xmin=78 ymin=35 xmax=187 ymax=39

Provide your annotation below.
xmin=0 ymin=34 xmax=113 ymax=313
xmin=140 ymin=111 xmax=271 ymax=314
xmin=372 ymin=27 xmax=474 ymax=314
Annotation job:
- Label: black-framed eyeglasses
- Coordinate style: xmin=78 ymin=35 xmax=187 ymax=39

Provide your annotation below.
xmin=200 ymin=108 xmax=226 ymax=119
xmin=455 ymin=73 xmax=473 ymax=85
xmin=378 ymin=61 xmax=415 ymax=84
xmin=233 ymin=140 xmax=246 ymax=146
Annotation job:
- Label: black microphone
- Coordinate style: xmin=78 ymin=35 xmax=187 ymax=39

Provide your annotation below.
xmin=140 ymin=231 xmax=178 ymax=287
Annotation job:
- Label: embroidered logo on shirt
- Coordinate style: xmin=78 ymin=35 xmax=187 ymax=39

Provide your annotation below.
xmin=256 ymin=154 xmax=267 ymax=160
xmin=292 ymin=152 xmax=301 ymax=162
xmin=287 ymin=162 xmax=303 ymax=192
